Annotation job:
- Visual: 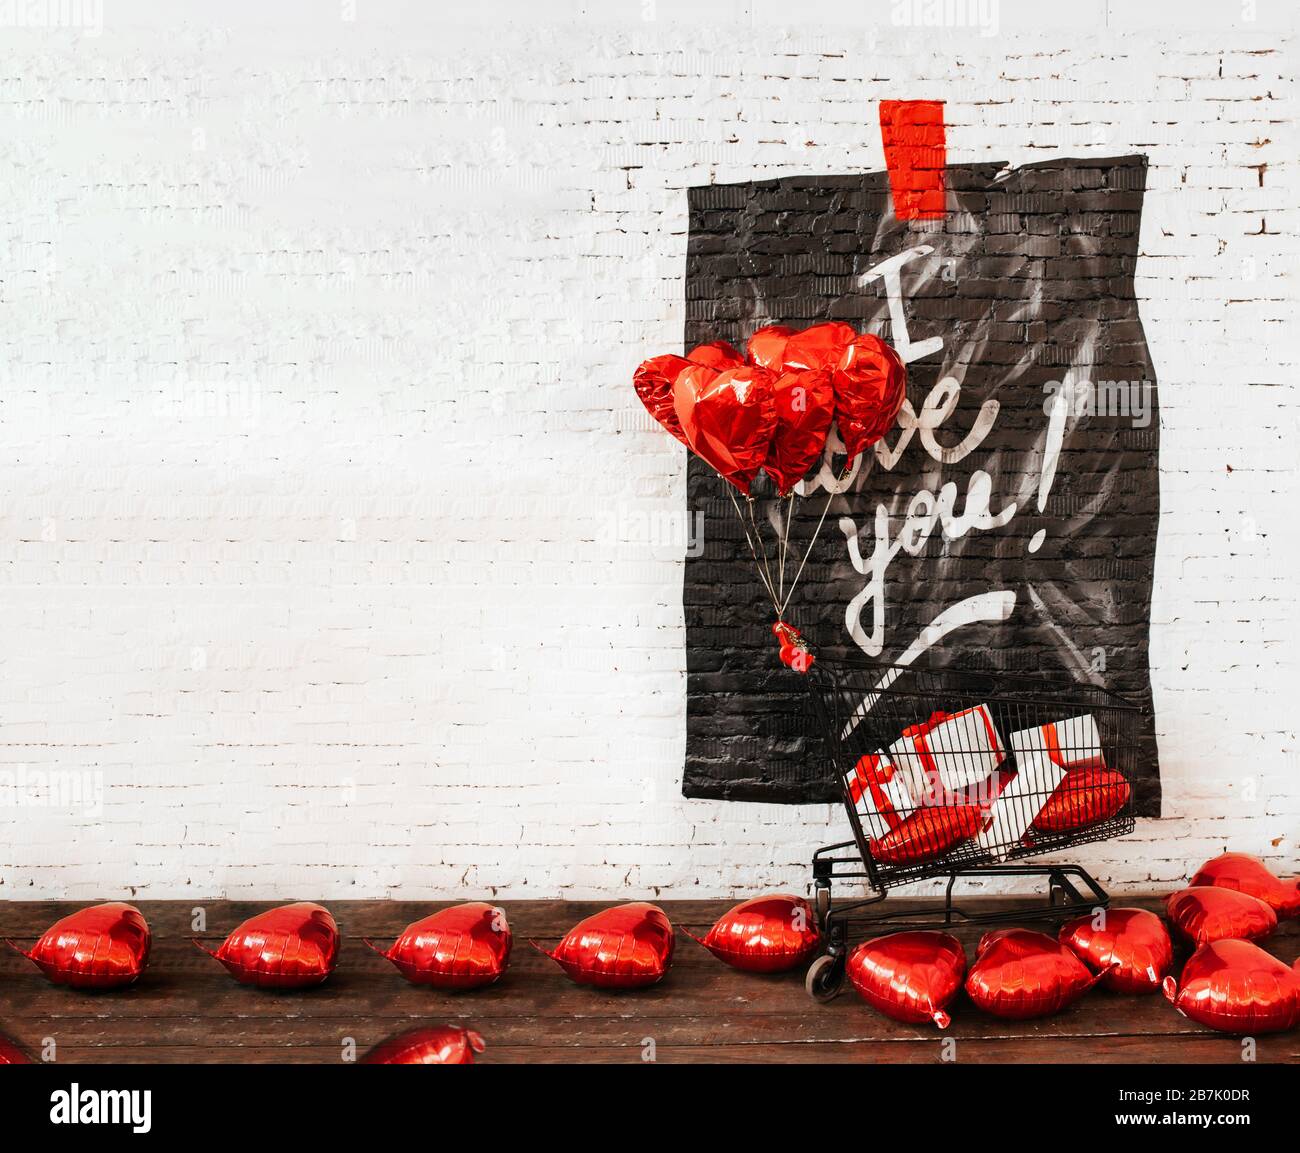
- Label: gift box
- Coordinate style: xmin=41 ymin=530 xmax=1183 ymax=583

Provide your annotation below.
xmin=1032 ymin=713 xmax=1107 ymax=772
xmin=976 ymin=715 xmax=1106 ymax=860
xmin=844 ymin=753 xmax=915 ymax=841
xmin=888 ymin=705 xmax=1005 ymax=803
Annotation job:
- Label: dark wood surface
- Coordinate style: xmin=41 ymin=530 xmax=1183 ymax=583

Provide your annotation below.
xmin=0 ymin=896 xmax=1295 ymax=1063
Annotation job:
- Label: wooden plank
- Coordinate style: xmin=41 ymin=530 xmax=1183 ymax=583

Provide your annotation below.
xmin=0 ymin=979 xmax=1234 ymax=1041
xmin=1 ymin=897 xmax=1295 ymax=1064
xmin=7 ymin=1035 xmax=1296 ymax=1065
xmin=0 ymin=1012 xmax=1285 ymax=1059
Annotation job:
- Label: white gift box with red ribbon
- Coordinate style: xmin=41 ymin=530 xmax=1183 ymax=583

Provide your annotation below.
xmin=1035 ymin=713 xmax=1106 ymax=773
xmin=887 ymin=704 xmax=1006 ymax=804
xmin=843 ymin=752 xmax=915 ymax=841
xmin=976 ymin=714 xmax=1107 ymax=859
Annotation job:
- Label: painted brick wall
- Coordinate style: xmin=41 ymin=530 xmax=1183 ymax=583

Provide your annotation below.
xmin=0 ymin=1 xmax=1296 ymax=899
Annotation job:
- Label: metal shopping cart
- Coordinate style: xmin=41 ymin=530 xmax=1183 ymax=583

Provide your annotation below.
xmin=802 ymin=659 xmax=1144 ymax=1000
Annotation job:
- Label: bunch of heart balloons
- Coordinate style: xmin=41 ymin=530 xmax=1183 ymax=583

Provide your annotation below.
xmin=634 ymin=322 xmax=907 ymax=670
xmin=842 ymin=850 xmax=1299 ymax=1034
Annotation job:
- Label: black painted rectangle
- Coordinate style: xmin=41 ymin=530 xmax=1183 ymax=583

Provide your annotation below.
xmin=682 ymin=156 xmax=1161 ymax=814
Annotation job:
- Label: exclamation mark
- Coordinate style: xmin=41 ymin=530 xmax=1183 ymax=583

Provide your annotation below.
xmin=1028 ymin=387 xmax=1069 ymax=554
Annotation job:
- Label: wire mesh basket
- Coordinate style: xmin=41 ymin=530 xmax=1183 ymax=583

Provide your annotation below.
xmin=809 ymin=660 xmax=1142 ymax=892
xmin=800 ymin=659 xmax=1145 ymax=1000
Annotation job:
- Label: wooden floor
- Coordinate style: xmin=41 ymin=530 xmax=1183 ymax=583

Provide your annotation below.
xmin=0 ymin=896 xmax=1296 ymax=1063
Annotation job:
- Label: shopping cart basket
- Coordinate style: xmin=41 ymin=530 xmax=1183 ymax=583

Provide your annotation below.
xmin=803 ymin=659 xmax=1143 ymax=1000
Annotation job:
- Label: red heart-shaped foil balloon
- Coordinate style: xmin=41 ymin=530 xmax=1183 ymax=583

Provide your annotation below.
xmin=534 ymin=902 xmax=674 ymax=989
xmin=1164 ymin=940 xmax=1300 ymax=1034
xmin=197 ymin=902 xmax=339 ymax=988
xmin=365 ymin=902 xmax=511 ymax=989
xmin=1190 ymin=852 xmax=1300 ymax=919
xmin=965 ymin=928 xmax=1104 ymax=1019
xmin=1058 ymin=907 xmax=1173 ymax=994
xmin=781 ymin=321 xmax=857 ymax=373
xmin=832 ymin=335 xmax=907 ymax=463
xmin=8 ymin=902 xmax=150 ymax=990
xmin=1165 ymin=886 xmax=1277 ymax=948
xmin=0 ymin=1034 xmax=32 ymax=1064
xmin=685 ymin=894 xmax=819 ymax=973
xmin=847 ymin=931 xmax=967 ymax=1028
xmin=686 ymin=340 xmax=745 ymax=373
xmin=633 ymin=353 xmax=693 ymax=446
xmin=363 ymin=1026 xmax=486 ymax=1064
xmin=1030 ymin=767 xmax=1130 ymax=833
xmin=673 ymin=364 xmax=777 ymax=495
xmin=747 ymin=324 xmax=796 ymax=372
xmin=869 ymin=802 xmax=984 ymax=866
xmin=764 ymin=369 xmax=835 ymax=496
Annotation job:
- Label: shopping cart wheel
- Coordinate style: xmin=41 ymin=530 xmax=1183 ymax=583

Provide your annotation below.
xmin=805 ymin=953 xmax=844 ymax=1002
xmin=814 ymin=883 xmax=832 ymax=927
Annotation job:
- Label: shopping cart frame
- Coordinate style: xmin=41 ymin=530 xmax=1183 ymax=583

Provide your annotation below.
xmin=802 ymin=659 xmax=1145 ymax=1001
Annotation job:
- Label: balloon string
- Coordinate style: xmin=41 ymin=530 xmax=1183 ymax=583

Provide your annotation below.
xmin=778 ymin=493 xmax=794 ymax=603
xmin=745 ymin=496 xmax=779 ymax=614
xmin=725 ymin=487 xmax=780 ymax=614
xmin=778 ymin=466 xmax=847 ymax=618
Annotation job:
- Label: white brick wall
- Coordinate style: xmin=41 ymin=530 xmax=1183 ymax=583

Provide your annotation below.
xmin=0 ymin=1 xmax=1296 ymax=899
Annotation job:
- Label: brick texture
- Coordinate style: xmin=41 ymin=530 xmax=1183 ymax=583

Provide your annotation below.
xmin=0 ymin=3 xmax=1295 ymax=899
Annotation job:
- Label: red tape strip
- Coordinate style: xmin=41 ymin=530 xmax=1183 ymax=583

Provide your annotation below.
xmin=879 ymin=99 xmax=947 ymax=221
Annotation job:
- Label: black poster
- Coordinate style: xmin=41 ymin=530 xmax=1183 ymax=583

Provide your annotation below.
xmin=682 ymin=155 xmax=1161 ymax=815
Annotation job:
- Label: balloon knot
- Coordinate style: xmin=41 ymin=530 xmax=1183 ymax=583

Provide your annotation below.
xmin=774 ymin=621 xmax=815 ymax=673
